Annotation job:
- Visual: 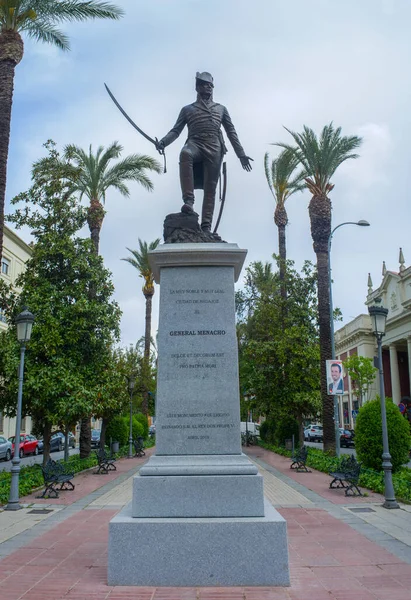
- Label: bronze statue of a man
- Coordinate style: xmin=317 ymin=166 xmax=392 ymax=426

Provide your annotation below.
xmin=156 ymin=72 xmax=253 ymax=232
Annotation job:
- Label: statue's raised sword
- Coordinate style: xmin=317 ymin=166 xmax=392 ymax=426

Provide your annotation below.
xmin=104 ymin=83 xmax=167 ymax=173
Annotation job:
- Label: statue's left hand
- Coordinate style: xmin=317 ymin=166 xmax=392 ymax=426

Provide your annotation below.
xmin=240 ymin=156 xmax=253 ymax=172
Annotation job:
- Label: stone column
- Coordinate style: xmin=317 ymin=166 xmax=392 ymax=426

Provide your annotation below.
xmin=407 ymin=338 xmax=411 ymax=396
xmin=389 ymin=344 xmax=401 ymax=405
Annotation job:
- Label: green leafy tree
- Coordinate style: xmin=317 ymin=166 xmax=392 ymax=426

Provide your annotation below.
xmin=0 ymin=0 xmax=124 ymax=262
xmin=0 ymin=141 xmax=122 ymax=463
xmin=34 ymin=141 xmax=160 ymax=453
xmin=62 ymin=143 xmax=162 ymax=254
xmin=122 ymin=238 xmax=160 ymax=415
xmin=264 ymin=149 xmax=305 ymax=300
xmin=277 ymin=123 xmax=362 ymax=453
xmin=355 ymin=397 xmax=411 ymax=472
xmin=343 ymin=355 xmax=377 ymax=407
xmin=237 ymin=258 xmax=321 ymax=443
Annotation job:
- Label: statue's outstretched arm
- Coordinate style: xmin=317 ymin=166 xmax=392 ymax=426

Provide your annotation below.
xmin=222 ymin=108 xmax=253 ymax=171
xmin=157 ymin=109 xmax=186 ymax=152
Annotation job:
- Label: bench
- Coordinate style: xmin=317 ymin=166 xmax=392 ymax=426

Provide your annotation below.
xmin=329 ymin=454 xmax=362 ymax=496
xmin=133 ymin=437 xmax=145 ymax=458
xmin=37 ymin=458 xmax=75 ymax=499
xmin=94 ymin=448 xmax=117 ymax=474
xmin=290 ymin=446 xmax=311 ymax=472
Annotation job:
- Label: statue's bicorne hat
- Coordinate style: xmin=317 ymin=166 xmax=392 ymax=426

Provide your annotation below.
xmin=195 ymin=71 xmax=214 ymax=86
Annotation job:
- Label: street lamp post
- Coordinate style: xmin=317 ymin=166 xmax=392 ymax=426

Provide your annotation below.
xmin=6 ymin=308 xmax=35 ymax=511
xmin=368 ymin=298 xmax=399 ymax=509
xmin=126 ymin=375 xmax=136 ymax=459
xmin=244 ymin=393 xmax=249 ymax=446
xmin=328 ymin=220 xmax=370 ymax=457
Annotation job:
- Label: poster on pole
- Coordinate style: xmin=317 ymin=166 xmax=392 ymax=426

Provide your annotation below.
xmin=326 ymin=360 xmax=344 ymax=395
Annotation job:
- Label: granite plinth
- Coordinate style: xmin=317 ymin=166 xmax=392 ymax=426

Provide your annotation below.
xmin=148 ymin=243 xmax=247 ymax=283
xmin=108 ymin=500 xmax=290 ymax=587
xmin=132 ymin=472 xmax=264 ymax=517
xmin=139 ymin=453 xmax=258 ymax=476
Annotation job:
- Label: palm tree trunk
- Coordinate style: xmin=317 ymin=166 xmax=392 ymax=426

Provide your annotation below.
xmin=42 ymin=420 xmax=52 ymax=467
xmin=275 ymin=205 xmax=288 ymax=329
xmin=86 ymin=198 xmax=105 ymax=255
xmin=82 ymin=197 xmax=105 ymax=453
xmin=309 ymin=194 xmax=335 ymax=453
xmin=0 ymin=31 xmax=24 ymax=262
xmin=142 ymin=293 xmax=153 ymax=416
xmin=79 ymin=417 xmax=91 ymax=459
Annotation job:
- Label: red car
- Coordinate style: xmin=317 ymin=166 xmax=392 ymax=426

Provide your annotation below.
xmin=8 ymin=434 xmax=39 ymax=458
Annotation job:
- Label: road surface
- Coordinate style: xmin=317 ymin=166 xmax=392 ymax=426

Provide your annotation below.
xmin=0 ymin=447 xmax=79 ymax=472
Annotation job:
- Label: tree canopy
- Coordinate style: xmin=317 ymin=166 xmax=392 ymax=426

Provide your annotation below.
xmin=0 ymin=142 xmax=122 ymax=459
xmin=236 ymin=258 xmax=321 ymax=439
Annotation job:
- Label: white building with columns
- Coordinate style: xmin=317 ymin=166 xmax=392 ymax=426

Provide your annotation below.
xmin=335 ymin=249 xmax=411 ymax=429
xmin=0 ymin=225 xmax=33 ymax=438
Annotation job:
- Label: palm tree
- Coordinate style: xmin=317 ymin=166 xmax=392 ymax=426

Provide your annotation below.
xmin=61 ymin=143 xmax=160 ymax=457
xmin=122 ymin=238 xmax=161 ymax=415
xmin=0 ymin=0 xmax=124 ymax=262
xmin=277 ymin=123 xmax=362 ymax=453
xmin=64 ymin=142 xmax=162 ymax=255
xmin=264 ymin=149 xmax=305 ymax=300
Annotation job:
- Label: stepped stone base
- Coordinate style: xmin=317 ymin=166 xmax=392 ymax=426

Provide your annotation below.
xmin=108 ymin=500 xmax=290 ymax=587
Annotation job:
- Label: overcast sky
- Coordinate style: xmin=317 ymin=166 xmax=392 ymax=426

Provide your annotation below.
xmin=6 ymin=0 xmax=411 ymax=346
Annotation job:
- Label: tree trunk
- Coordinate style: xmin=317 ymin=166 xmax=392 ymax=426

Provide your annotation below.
xmin=274 ymin=205 xmax=288 ymax=302
xmin=309 ymin=194 xmax=335 ymax=453
xmin=81 ymin=197 xmax=105 ymax=453
xmin=79 ymin=417 xmax=91 ymax=459
xmin=86 ymin=197 xmax=105 ymax=256
xmin=0 ymin=31 xmax=24 ymax=263
xmin=64 ymin=424 xmax=70 ymax=462
xmin=142 ymin=292 xmax=153 ymax=416
xmin=100 ymin=417 xmax=108 ymax=450
xmin=297 ymin=415 xmax=304 ymax=447
xmin=42 ymin=420 xmax=52 ymax=467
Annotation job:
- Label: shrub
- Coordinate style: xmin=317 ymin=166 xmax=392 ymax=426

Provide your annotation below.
xmin=274 ymin=415 xmax=299 ymax=447
xmin=105 ymin=415 xmax=128 ymax=447
xmin=355 ymin=397 xmax=411 ymax=472
xmin=130 ymin=416 xmax=144 ymax=439
xmin=134 ymin=412 xmax=149 ymax=438
xmin=259 ymin=418 xmax=276 ymax=444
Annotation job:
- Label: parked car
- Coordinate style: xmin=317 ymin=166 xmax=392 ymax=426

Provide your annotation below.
xmin=339 ymin=428 xmax=355 ymax=448
xmin=53 ymin=431 xmax=76 ymax=449
xmin=149 ymin=425 xmax=156 ymax=437
xmin=304 ymin=425 xmax=323 ymax=442
xmin=0 ymin=435 xmax=12 ymax=461
xmin=9 ymin=434 xmax=39 ymax=458
xmin=91 ymin=429 xmax=101 ymax=448
xmin=37 ymin=431 xmax=70 ymax=453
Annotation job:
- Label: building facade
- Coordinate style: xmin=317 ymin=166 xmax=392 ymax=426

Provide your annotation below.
xmin=335 ymin=249 xmax=411 ymax=429
xmin=0 ymin=225 xmax=33 ymax=438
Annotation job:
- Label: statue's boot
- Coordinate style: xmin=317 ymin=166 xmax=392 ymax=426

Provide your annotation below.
xmin=201 ymin=192 xmax=216 ymax=232
xmin=180 ymin=156 xmax=195 ymax=214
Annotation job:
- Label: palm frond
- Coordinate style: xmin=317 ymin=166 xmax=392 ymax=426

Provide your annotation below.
xmin=276 ymin=123 xmax=362 ymax=195
xmin=265 ymin=148 xmax=305 ymax=206
xmin=122 ymin=239 xmax=161 ymax=279
xmin=28 ymin=0 xmax=124 ymax=22
xmin=21 ymin=19 xmax=70 ymax=49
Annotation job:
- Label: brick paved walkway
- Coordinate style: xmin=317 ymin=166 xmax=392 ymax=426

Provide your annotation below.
xmin=1 ymin=446 xmax=411 ymax=599
xmin=246 ymin=445 xmax=385 ymax=504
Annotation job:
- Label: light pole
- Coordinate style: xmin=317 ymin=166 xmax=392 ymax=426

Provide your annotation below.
xmin=368 ymin=298 xmax=399 ymax=509
xmin=6 ymin=308 xmax=35 ymax=511
xmin=244 ymin=393 xmax=250 ymax=446
xmin=328 ymin=220 xmax=370 ymax=457
xmin=126 ymin=375 xmax=136 ymax=459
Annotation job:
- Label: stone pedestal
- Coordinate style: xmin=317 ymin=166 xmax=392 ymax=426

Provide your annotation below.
xmin=108 ymin=243 xmax=289 ymax=587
